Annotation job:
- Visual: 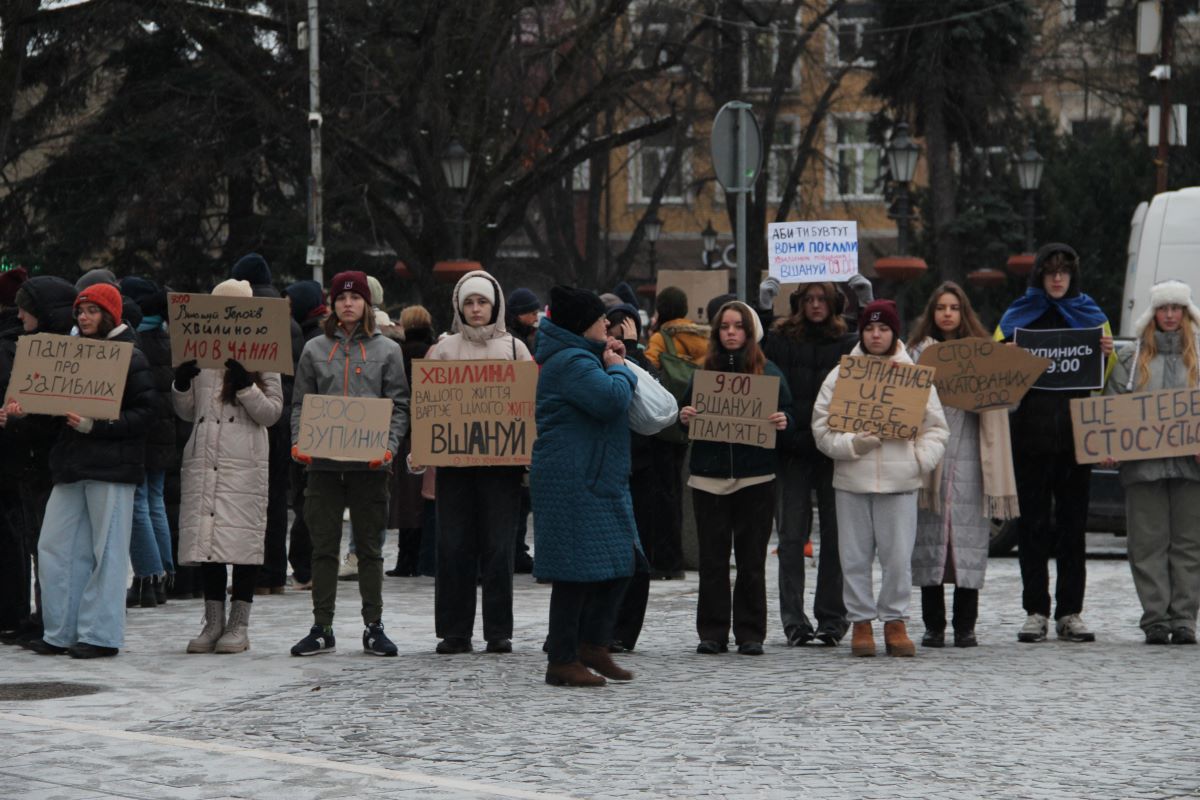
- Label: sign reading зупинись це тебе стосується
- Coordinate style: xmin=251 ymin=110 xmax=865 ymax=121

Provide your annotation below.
xmin=827 ymin=356 xmax=935 ymax=441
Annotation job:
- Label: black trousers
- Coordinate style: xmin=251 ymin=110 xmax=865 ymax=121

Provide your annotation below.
xmin=694 ymin=480 xmax=776 ymax=646
xmin=612 ymin=465 xmax=656 ymax=649
xmin=921 ymin=585 xmax=979 ymax=634
xmin=15 ymin=477 xmax=52 ymax=624
xmin=776 ymin=453 xmax=847 ymax=639
xmin=647 ymin=439 xmax=687 ymax=572
xmin=287 ymin=461 xmax=312 ymax=583
xmin=257 ymin=419 xmax=291 ymax=588
xmin=547 ymin=578 xmax=629 ymax=664
xmin=0 ymin=486 xmax=29 ymax=629
xmin=202 ymin=563 xmax=257 ymax=604
xmin=1015 ymin=448 xmax=1090 ymax=619
xmin=435 ymin=466 xmax=522 ymax=642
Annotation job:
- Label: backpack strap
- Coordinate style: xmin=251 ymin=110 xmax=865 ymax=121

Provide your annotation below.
xmin=661 ymin=329 xmax=679 ymax=357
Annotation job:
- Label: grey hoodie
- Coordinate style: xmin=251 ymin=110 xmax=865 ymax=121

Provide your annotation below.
xmin=291 ymin=320 xmax=409 ymax=471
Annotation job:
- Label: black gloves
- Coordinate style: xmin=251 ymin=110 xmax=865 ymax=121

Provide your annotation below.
xmin=174 ymin=360 xmax=200 ymax=391
xmin=225 ymin=359 xmax=252 ymax=391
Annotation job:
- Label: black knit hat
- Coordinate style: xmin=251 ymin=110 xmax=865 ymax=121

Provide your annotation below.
xmin=231 ymin=253 xmax=272 ymax=287
xmin=507 ymin=287 xmax=540 ymax=315
xmin=550 ymin=285 xmax=606 ymax=336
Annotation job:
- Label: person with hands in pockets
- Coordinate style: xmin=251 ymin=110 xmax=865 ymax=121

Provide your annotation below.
xmin=421 ymin=270 xmax=533 ymax=656
xmin=812 ymin=299 xmax=948 ymax=658
xmin=172 ymin=278 xmax=283 ymax=655
xmin=288 ymin=270 xmax=409 ymax=657
xmin=678 ymin=300 xmax=793 ymax=658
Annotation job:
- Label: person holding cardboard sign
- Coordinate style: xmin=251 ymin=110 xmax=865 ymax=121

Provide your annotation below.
xmin=289 ymin=270 xmax=409 ymax=658
xmin=678 ymin=301 xmax=793 ymax=657
xmin=908 ymin=283 xmax=1019 ymax=648
xmin=421 ymin=270 xmax=533 ymax=657
xmin=812 ymin=300 xmax=948 ymax=658
xmin=1104 ymin=280 xmax=1200 ymax=645
xmin=10 ymin=282 xmax=157 ymax=658
xmin=173 ymin=278 xmax=284 ymax=655
xmin=997 ymin=243 xmax=1113 ymax=644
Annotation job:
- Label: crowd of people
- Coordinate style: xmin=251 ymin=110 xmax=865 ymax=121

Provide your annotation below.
xmin=0 ymin=241 xmax=1196 ymax=686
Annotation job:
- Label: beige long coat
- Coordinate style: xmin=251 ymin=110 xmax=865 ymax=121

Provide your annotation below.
xmin=173 ymin=368 xmax=283 ymax=565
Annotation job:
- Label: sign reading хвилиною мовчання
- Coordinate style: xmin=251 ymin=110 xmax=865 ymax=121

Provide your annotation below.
xmin=410 ymin=359 xmax=538 ymax=466
xmin=826 ymin=355 xmax=935 ymax=441
xmin=1071 ymin=389 xmax=1200 ymax=464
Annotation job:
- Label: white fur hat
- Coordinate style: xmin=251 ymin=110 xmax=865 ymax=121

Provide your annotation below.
xmin=211 ymin=278 xmax=253 ymax=298
xmin=1132 ymin=279 xmax=1200 ymax=337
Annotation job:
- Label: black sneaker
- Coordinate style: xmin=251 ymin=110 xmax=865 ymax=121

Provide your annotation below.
xmin=921 ymin=629 xmax=946 ymax=648
xmin=68 ymin=642 xmax=118 ymax=659
xmin=485 ymin=638 xmax=512 ymax=654
xmin=1172 ymin=627 xmax=1197 ymax=645
xmin=737 ymin=642 xmax=764 ymax=656
xmin=436 ymin=637 xmax=473 ymax=654
xmin=696 ymin=640 xmax=727 ymax=655
xmin=1145 ymin=625 xmax=1171 ymax=645
xmin=953 ymin=631 xmax=979 ymax=648
xmin=363 ymin=622 xmax=398 ymax=656
xmin=291 ymin=625 xmax=336 ymax=656
xmin=25 ymin=638 xmax=68 ymax=656
xmin=785 ymin=627 xmax=815 ymax=647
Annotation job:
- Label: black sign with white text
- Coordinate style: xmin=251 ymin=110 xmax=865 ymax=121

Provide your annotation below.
xmin=1014 ymin=326 xmax=1105 ymax=391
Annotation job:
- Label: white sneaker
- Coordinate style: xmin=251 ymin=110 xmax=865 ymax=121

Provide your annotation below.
xmin=1055 ymin=613 xmax=1095 ymax=642
xmin=1017 ymin=613 xmax=1048 ymax=643
xmin=338 ymin=553 xmax=359 ymax=580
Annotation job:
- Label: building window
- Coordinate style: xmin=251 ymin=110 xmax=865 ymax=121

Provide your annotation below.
xmin=630 ymin=128 xmax=687 ymax=204
xmin=833 ymin=2 xmax=877 ymax=65
xmin=768 ymin=120 xmax=799 ymax=202
xmin=1074 ymin=0 xmax=1106 ymax=23
xmin=830 ymin=117 xmax=882 ymax=200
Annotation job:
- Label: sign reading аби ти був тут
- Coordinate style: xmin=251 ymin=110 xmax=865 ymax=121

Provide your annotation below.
xmin=767 ymin=221 xmax=858 ymax=283
xmin=826 ymin=355 xmax=935 ymax=441
xmin=410 ymin=359 xmax=538 ymax=466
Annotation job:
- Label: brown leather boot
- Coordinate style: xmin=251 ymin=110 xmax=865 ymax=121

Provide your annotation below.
xmin=884 ymin=620 xmax=916 ymax=657
xmin=579 ymin=643 xmax=634 ymax=681
xmin=545 ymin=661 xmax=606 ymax=687
xmin=850 ymin=621 xmax=876 ymax=657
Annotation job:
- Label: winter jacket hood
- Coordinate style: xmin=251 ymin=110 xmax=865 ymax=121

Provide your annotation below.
xmin=644 ymin=318 xmax=709 ymax=369
xmin=431 ymin=270 xmax=533 ymax=361
xmin=16 ymin=276 xmax=77 ymax=335
xmin=812 ymin=341 xmax=949 ymax=494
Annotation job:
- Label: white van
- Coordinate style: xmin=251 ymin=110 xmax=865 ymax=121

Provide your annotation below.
xmin=1119 ymin=187 xmax=1200 ymax=337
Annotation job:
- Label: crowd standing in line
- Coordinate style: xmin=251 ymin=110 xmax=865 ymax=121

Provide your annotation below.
xmin=1 ymin=251 xmax=1196 ymax=682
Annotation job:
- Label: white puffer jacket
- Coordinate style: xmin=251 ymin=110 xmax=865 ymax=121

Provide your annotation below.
xmin=174 ymin=368 xmax=284 ymax=565
xmin=812 ymin=342 xmax=949 ymax=494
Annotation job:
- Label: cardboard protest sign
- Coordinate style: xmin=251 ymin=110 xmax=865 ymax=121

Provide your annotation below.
xmin=410 ymin=359 xmax=538 ymax=466
xmin=916 ymin=337 xmax=1050 ymax=412
xmin=688 ymin=370 xmax=780 ymax=449
xmin=655 ymin=269 xmax=731 ymax=324
xmin=297 ymin=395 xmax=393 ymax=462
xmin=1071 ymin=389 xmax=1200 ymax=464
xmin=767 ymin=221 xmax=859 ymax=283
xmin=826 ymin=355 xmax=935 ymax=440
xmin=4 ymin=333 xmax=132 ymax=420
xmin=168 ymin=292 xmax=294 ymax=375
xmin=1014 ymin=326 xmax=1104 ymax=391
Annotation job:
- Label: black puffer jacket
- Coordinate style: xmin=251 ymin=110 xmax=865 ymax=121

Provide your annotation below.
xmin=136 ymin=320 xmax=179 ymax=472
xmin=2 ymin=277 xmax=78 ymax=482
xmin=48 ymin=324 xmax=158 ymax=486
xmin=763 ymin=325 xmax=856 ymax=455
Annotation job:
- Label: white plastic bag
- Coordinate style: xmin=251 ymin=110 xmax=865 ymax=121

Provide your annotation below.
xmin=624 ymin=359 xmax=679 ymax=435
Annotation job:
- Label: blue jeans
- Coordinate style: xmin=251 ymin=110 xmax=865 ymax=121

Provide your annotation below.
xmin=129 ymin=471 xmax=173 ymax=578
xmin=39 ymin=480 xmax=135 ymax=649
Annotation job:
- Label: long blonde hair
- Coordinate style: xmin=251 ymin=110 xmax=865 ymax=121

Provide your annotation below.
xmin=1135 ymin=312 xmax=1199 ymax=389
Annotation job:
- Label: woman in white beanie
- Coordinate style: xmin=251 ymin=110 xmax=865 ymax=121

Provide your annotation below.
xmin=173 ymin=278 xmax=283 ymax=654
xmin=1104 ymin=279 xmax=1200 ymax=645
xmin=422 ymin=269 xmax=532 ymax=655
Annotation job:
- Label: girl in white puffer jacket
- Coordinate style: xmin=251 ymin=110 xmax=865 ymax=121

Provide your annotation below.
xmin=812 ymin=299 xmax=948 ymax=658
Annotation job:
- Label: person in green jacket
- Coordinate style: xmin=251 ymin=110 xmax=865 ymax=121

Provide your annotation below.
xmin=678 ymin=300 xmax=793 ymax=656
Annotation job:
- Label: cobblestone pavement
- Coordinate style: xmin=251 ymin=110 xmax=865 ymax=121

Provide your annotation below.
xmin=1 ymin=534 xmax=1198 ymax=800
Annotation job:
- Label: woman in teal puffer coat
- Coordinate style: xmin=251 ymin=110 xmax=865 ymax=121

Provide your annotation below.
xmin=532 ymin=286 xmax=643 ymax=688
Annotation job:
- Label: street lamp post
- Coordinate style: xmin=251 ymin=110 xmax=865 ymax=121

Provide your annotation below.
xmin=644 ymin=211 xmax=663 ymax=279
xmin=1014 ymin=138 xmax=1045 ymax=255
xmin=440 ymin=139 xmax=471 ymax=260
xmin=701 ymin=219 xmax=719 ymax=269
xmin=885 ymin=122 xmax=920 ymax=256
